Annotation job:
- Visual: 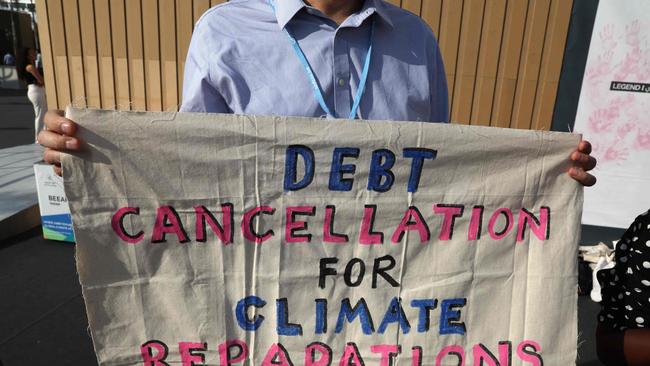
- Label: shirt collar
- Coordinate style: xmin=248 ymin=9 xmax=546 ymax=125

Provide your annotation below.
xmin=366 ymin=0 xmax=393 ymax=28
xmin=273 ymin=0 xmax=305 ymax=29
xmin=272 ymin=0 xmax=394 ymax=30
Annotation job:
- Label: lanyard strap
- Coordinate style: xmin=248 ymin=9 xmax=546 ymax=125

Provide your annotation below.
xmin=268 ymin=0 xmax=375 ymax=119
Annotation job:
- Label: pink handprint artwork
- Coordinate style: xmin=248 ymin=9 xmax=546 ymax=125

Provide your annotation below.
xmin=576 ymin=1 xmax=650 ymax=229
xmin=581 ymin=20 xmax=650 ymax=165
xmin=636 ymin=126 xmax=650 ymax=149
xmin=602 ymin=144 xmax=630 ymax=162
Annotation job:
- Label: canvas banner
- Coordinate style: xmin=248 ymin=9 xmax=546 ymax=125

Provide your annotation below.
xmin=63 ymin=108 xmax=582 ymax=365
xmin=574 ymin=0 xmax=650 ymax=228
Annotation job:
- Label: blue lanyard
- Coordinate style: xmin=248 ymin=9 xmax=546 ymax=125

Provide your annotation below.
xmin=268 ymin=0 xmax=375 ymax=119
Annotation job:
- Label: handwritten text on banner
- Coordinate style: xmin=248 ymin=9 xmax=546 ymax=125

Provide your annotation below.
xmin=63 ymin=109 xmax=582 ymax=365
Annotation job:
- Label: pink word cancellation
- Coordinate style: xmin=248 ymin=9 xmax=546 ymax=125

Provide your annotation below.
xmin=111 ymin=204 xmax=550 ymax=245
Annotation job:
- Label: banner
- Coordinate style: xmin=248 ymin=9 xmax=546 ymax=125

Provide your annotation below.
xmin=63 ymin=108 xmax=582 ymax=365
xmin=574 ymin=0 xmax=650 ymax=228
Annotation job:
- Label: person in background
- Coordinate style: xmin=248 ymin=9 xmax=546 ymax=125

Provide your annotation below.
xmin=35 ymin=51 xmax=42 ymax=69
xmin=3 ymin=51 xmax=15 ymax=65
xmin=17 ymin=47 xmax=46 ymax=142
xmin=596 ymin=210 xmax=650 ymax=365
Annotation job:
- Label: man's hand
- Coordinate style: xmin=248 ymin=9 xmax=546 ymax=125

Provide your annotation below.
xmin=38 ymin=110 xmax=81 ymax=176
xmin=569 ymin=140 xmax=597 ymax=186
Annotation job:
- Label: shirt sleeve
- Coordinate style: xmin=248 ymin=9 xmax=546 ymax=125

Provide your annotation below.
xmin=427 ymin=28 xmax=449 ymax=123
xmin=597 ymin=209 xmax=650 ymax=331
xmin=179 ymin=16 xmax=231 ymax=114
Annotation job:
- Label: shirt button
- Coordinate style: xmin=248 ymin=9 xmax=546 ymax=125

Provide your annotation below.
xmin=338 ymin=78 xmax=346 ymax=86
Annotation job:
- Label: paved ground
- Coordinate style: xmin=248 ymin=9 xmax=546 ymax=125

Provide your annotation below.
xmin=0 ymin=228 xmax=96 ymax=366
xmin=0 ymin=88 xmax=622 ymax=365
xmin=0 ymin=89 xmax=43 ymax=239
xmin=0 ymin=89 xmax=35 ymax=148
xmin=0 ymin=144 xmax=42 ymax=222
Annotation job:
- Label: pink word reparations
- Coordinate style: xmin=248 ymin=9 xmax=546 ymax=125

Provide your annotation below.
xmin=111 ymin=204 xmax=551 ymax=245
xmin=139 ymin=339 xmax=543 ymax=366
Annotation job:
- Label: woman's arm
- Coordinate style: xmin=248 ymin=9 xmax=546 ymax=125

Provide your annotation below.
xmin=597 ymin=323 xmax=626 ymax=365
xmin=26 ymin=64 xmax=45 ymax=86
xmin=596 ymin=210 xmax=650 ymax=365
xmin=597 ymin=324 xmax=650 ymax=365
xmin=623 ymin=328 xmax=650 ymax=365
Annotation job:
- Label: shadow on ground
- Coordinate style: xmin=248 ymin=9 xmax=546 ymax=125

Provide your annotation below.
xmin=0 ymin=88 xmax=35 ymax=149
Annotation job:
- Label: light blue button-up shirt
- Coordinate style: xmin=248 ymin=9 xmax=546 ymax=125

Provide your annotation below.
xmin=180 ymin=0 xmax=449 ymax=122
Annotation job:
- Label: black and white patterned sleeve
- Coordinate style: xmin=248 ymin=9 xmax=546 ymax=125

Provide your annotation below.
xmin=597 ymin=209 xmax=650 ymax=331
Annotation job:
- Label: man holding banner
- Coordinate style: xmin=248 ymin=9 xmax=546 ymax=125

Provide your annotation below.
xmin=36 ymin=0 xmax=597 ymax=365
xmin=38 ymin=0 xmax=596 ymax=185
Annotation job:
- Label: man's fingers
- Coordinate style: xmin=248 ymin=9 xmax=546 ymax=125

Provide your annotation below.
xmin=569 ymin=167 xmax=597 ymax=187
xmin=43 ymin=148 xmax=62 ymax=165
xmin=38 ymin=130 xmax=80 ymax=151
xmin=40 ymin=110 xmax=80 ymax=176
xmin=578 ymin=140 xmax=592 ymax=155
xmin=571 ymin=151 xmax=589 ymax=164
xmin=53 ymin=165 xmax=62 ymax=177
xmin=585 ymin=155 xmax=597 ymax=171
xmin=571 ymin=151 xmax=597 ymax=171
xmin=44 ymin=109 xmax=78 ymax=136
